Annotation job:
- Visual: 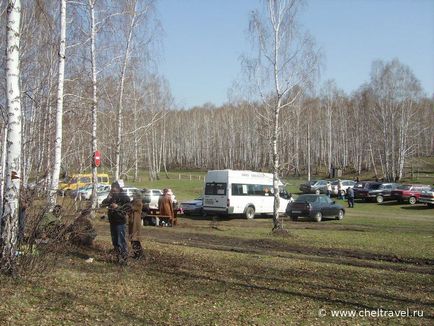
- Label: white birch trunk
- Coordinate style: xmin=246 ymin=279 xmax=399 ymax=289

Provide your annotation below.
xmin=90 ymin=0 xmax=98 ymax=209
xmin=115 ymin=1 xmax=138 ymax=180
xmin=0 ymin=127 xmax=8 ymax=216
xmin=272 ymin=101 xmax=281 ymax=230
xmin=49 ymin=0 xmax=66 ymax=207
xmin=1 ymin=0 xmax=22 ymax=273
xmin=307 ymin=122 xmax=311 ymax=181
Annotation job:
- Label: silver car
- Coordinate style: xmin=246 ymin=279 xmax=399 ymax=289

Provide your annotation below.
xmin=331 ymin=180 xmax=356 ymax=196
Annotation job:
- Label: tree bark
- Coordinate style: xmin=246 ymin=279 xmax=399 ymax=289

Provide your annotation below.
xmin=90 ymin=0 xmax=98 ymax=210
xmin=49 ymin=0 xmax=67 ymax=208
xmin=1 ymin=0 xmax=22 ymax=275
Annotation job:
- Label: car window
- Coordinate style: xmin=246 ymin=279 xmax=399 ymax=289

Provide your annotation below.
xmin=295 ymin=195 xmax=317 ymax=203
xmin=318 ymin=196 xmax=329 ymax=204
xmin=153 ymin=190 xmax=161 ymax=196
xmin=369 ymin=184 xmax=381 ymax=190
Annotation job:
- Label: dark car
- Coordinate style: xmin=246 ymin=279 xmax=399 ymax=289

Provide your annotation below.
xmin=285 ymin=194 xmax=345 ymax=222
xmin=299 ymin=180 xmax=329 ymax=194
xmin=391 ymin=184 xmax=431 ymax=205
xmin=418 ymin=187 xmax=434 ymax=208
xmin=354 ymin=182 xmax=399 ymax=203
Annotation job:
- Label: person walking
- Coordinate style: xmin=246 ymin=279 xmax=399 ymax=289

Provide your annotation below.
xmin=102 ymin=181 xmax=131 ymax=265
xmin=347 ymin=187 xmax=355 ymax=208
xmin=128 ymin=197 xmax=144 ymax=259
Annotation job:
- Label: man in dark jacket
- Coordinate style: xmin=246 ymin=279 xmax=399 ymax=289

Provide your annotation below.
xmin=102 ymin=181 xmax=131 ymax=264
xmin=347 ymin=187 xmax=355 ymax=208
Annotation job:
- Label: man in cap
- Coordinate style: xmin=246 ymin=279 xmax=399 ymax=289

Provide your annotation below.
xmin=102 ymin=181 xmax=131 ymax=264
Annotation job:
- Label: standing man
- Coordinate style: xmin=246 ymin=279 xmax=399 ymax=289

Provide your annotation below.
xmin=326 ymin=181 xmax=332 ymax=198
xmin=347 ymin=187 xmax=355 ymax=208
xmin=102 ymin=181 xmax=131 ymax=264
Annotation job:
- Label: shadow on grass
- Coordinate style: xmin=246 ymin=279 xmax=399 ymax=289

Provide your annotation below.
xmin=400 ymin=205 xmax=433 ymax=211
xmin=156 ymin=263 xmax=434 ymax=321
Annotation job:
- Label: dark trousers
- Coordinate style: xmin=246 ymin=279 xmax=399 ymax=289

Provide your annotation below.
xmin=110 ymin=223 xmax=128 ymax=261
xmin=348 ymin=197 xmax=354 ymax=208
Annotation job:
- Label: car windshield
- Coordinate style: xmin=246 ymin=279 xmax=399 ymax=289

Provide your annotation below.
xmin=397 ymin=185 xmax=411 ymax=190
xmin=295 ymin=195 xmax=318 ymax=203
xmin=308 ymin=180 xmax=317 ymax=185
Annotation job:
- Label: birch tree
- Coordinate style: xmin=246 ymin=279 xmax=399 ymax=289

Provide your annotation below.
xmin=48 ymin=0 xmax=66 ymax=207
xmin=114 ymin=0 xmax=139 ymax=181
xmin=89 ymin=0 xmax=98 ymax=209
xmin=1 ymin=0 xmax=22 ymax=274
xmin=369 ymin=59 xmax=422 ymax=181
xmin=247 ymin=0 xmax=319 ymax=230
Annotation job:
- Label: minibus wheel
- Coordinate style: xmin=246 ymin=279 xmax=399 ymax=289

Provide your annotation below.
xmin=245 ymin=206 xmax=255 ymax=219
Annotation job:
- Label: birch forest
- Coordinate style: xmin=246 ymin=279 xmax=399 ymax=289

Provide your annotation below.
xmin=1 ymin=0 xmax=433 ymax=191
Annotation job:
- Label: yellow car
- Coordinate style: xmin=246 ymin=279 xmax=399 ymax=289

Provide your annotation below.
xmin=59 ymin=173 xmax=110 ymax=194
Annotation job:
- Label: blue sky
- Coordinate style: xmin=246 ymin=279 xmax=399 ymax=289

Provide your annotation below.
xmin=157 ymin=0 xmax=434 ymax=108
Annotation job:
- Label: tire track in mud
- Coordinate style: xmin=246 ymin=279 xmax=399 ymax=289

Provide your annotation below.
xmin=142 ymin=229 xmax=434 ymax=275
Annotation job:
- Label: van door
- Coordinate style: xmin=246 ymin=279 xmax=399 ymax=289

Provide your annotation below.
xmin=204 ymin=182 xmax=227 ymax=213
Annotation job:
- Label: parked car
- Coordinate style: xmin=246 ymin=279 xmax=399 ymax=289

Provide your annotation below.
xmin=76 ymin=184 xmax=111 ymax=200
xmin=142 ymin=188 xmax=177 ymax=209
xmin=354 ymin=182 xmax=399 ymax=203
xmin=285 ymin=194 xmax=345 ymax=222
xmin=331 ymin=180 xmax=356 ymax=197
xmin=299 ymin=180 xmax=329 ymax=194
xmin=180 ymin=197 xmax=204 ymax=216
xmin=142 ymin=189 xmax=163 ymax=208
xmin=123 ymin=187 xmax=142 ymax=201
xmin=97 ymin=189 xmax=110 ymax=206
xmin=418 ymin=187 xmax=434 ymax=208
xmin=391 ymin=184 xmax=431 ymax=205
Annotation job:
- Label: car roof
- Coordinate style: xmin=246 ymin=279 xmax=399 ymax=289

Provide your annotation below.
xmin=296 ymin=194 xmax=322 ymax=200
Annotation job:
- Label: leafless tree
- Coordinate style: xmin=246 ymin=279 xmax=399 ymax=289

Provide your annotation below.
xmin=246 ymin=0 xmax=319 ymax=230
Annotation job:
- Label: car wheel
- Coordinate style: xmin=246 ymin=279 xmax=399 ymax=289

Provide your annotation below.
xmin=315 ymin=189 xmax=320 ymax=195
xmin=290 ymin=216 xmax=298 ymax=221
xmin=245 ymin=206 xmax=255 ymax=219
xmin=313 ymin=212 xmax=322 ymax=222
xmin=336 ymin=209 xmax=344 ymax=220
xmin=376 ymin=195 xmax=384 ymax=204
xmin=408 ymin=196 xmax=417 ymax=205
xmin=427 ymin=203 xmax=433 ymax=208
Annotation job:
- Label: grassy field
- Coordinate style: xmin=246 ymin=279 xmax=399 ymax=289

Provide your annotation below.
xmin=0 ymin=175 xmax=433 ymax=325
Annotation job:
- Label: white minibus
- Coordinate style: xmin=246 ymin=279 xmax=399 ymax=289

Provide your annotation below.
xmin=203 ymin=170 xmax=292 ymax=219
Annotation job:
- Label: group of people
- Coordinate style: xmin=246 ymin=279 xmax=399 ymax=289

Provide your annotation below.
xmin=325 ymin=179 xmax=355 ymax=208
xmin=102 ymin=182 xmax=176 ymax=265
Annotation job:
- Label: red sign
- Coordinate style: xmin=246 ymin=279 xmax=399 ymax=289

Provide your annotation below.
xmin=93 ymin=150 xmax=101 ymax=167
